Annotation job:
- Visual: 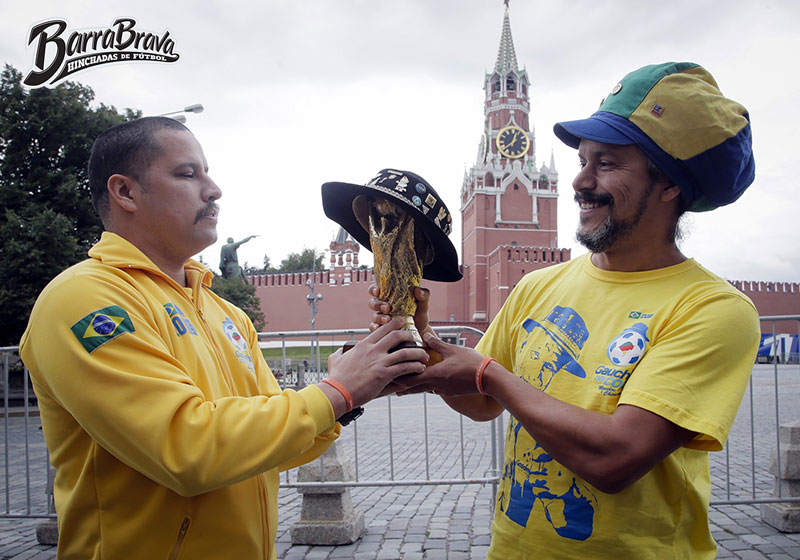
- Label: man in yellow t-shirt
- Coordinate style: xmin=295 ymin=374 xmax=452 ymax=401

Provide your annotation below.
xmin=370 ymin=62 xmax=759 ymax=558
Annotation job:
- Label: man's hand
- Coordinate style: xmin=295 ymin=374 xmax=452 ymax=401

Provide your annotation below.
xmin=326 ymin=317 xmax=428 ymax=411
xmin=368 ymin=284 xmax=434 ymax=340
xmin=391 ymin=334 xmax=486 ymax=397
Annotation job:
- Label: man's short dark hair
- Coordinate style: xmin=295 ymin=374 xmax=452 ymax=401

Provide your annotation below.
xmin=88 ymin=117 xmax=189 ymax=218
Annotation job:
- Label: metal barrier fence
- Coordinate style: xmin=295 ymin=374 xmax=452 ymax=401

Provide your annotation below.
xmin=709 ymin=315 xmax=800 ymax=507
xmin=2 ymin=316 xmax=799 ymax=521
xmin=257 ymin=326 xmax=503 ymax=501
xmin=0 ymin=347 xmax=54 ymax=519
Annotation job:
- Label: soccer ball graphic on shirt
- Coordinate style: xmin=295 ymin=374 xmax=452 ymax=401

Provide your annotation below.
xmin=606 ymin=322 xmax=650 ymax=366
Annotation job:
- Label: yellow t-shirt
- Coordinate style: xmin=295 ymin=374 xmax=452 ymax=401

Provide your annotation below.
xmin=477 ymin=254 xmax=760 ymax=559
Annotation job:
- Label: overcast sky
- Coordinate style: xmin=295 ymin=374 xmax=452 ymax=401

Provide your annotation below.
xmin=3 ymin=0 xmax=798 ymax=282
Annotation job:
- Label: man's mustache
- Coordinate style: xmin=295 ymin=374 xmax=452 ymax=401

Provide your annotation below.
xmin=194 ymin=202 xmax=219 ymax=224
xmin=574 ymin=191 xmax=613 ymax=206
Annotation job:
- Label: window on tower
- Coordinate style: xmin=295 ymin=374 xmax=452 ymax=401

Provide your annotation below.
xmin=493 ymin=78 xmax=501 ymax=93
xmin=506 ymin=76 xmax=516 ymax=92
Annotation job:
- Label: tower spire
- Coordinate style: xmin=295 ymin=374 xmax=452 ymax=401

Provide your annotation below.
xmin=495 ymin=1 xmax=518 ymax=74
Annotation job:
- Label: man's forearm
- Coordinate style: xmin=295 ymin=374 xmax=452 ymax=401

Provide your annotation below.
xmin=440 ymin=394 xmax=503 ymax=422
xmin=481 ymin=360 xmax=695 ymax=494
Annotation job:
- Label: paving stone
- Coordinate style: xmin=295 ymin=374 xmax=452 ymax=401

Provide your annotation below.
xmin=742 ymin=534 xmax=771 ymax=545
xmin=734 ymin=551 xmax=770 ymax=559
xmin=423 ymin=539 xmax=447 ymax=549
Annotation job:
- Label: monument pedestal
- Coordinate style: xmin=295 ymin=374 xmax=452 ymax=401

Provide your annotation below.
xmin=36 ymin=520 xmax=58 ymax=545
xmin=290 ymin=441 xmax=365 ymax=545
xmin=761 ymin=420 xmax=800 ymax=532
xmin=36 ymin=466 xmax=58 ymax=545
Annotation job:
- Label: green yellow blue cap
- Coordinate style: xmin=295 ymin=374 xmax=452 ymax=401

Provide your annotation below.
xmin=554 ymin=62 xmax=755 ymax=212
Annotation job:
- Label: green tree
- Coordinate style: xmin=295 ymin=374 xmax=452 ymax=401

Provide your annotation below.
xmin=209 ymin=275 xmax=266 ymax=331
xmin=0 ymin=64 xmax=140 ymax=345
xmin=262 ymin=254 xmax=277 ymax=273
xmin=278 ymin=248 xmax=326 ymax=273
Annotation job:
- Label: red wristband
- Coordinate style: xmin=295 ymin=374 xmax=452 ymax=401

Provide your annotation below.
xmin=321 ymin=378 xmax=354 ymax=413
xmin=476 ymin=357 xmax=496 ymax=394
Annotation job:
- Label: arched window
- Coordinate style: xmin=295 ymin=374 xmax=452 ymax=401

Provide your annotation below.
xmin=506 ymin=75 xmax=516 ymax=92
xmin=492 ymin=78 xmax=501 ymax=93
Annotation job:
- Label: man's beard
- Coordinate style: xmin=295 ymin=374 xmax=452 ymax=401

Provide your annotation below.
xmin=575 ymin=183 xmax=654 ymax=253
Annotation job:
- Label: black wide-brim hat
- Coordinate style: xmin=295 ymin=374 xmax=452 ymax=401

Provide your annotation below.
xmin=321 ymin=168 xmax=462 ymax=282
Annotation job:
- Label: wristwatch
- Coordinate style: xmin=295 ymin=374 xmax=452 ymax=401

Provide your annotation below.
xmin=336 ymin=406 xmax=364 ymax=426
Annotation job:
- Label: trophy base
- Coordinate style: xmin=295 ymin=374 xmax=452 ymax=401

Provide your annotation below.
xmin=389 ymin=340 xmax=423 ymax=353
xmin=342 ymin=317 xmax=423 ymax=354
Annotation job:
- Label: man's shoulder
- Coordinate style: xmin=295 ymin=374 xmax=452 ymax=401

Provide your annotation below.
xmin=35 ymin=258 xmax=105 ymax=303
xmin=682 ymin=260 xmax=757 ymax=305
xmin=29 ymin=256 xmax=156 ymax=324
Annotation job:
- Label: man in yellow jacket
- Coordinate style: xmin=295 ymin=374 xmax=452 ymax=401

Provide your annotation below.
xmin=19 ymin=116 xmax=429 ymax=559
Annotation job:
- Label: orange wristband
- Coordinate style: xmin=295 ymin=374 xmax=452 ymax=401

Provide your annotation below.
xmin=476 ymin=357 xmax=496 ymax=394
xmin=321 ymin=378 xmax=354 ymax=412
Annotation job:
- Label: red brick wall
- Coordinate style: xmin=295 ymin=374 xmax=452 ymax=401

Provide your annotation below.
xmin=730 ymin=281 xmax=800 ymax=334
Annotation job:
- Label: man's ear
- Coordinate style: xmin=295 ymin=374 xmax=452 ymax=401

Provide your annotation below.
xmin=660 ymin=183 xmax=682 ymax=203
xmin=107 ymin=174 xmax=139 ymax=213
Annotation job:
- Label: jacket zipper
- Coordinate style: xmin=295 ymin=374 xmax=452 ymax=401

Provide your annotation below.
xmin=167 ymin=516 xmax=191 ymax=560
xmin=257 ymin=474 xmax=270 ymax=558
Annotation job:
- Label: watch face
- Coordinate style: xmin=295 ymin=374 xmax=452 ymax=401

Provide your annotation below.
xmin=496 ymin=125 xmax=529 ymax=159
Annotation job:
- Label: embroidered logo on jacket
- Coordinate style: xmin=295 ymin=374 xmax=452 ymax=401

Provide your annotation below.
xmin=71 ymin=305 xmax=135 ymax=353
xmin=163 ymin=303 xmax=198 ymax=336
xmin=222 ymin=317 xmax=255 ymax=373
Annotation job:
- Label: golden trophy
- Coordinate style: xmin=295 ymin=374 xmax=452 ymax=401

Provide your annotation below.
xmin=321 ymin=168 xmax=462 ymax=353
xmin=352 ymin=194 xmax=433 ymax=347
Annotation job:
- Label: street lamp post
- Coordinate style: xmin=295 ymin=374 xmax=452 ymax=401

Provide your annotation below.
xmin=155 ymin=103 xmax=204 ymax=123
xmin=305 ymin=252 xmax=324 ymax=383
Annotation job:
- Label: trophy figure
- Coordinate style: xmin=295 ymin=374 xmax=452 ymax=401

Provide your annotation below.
xmin=352 ymin=195 xmax=433 ymax=347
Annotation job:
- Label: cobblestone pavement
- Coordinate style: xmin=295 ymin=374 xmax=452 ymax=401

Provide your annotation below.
xmin=1 ymin=364 xmax=799 ymax=559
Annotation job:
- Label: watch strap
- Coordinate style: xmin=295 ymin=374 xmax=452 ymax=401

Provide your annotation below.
xmin=336 ymin=406 xmax=364 ymax=426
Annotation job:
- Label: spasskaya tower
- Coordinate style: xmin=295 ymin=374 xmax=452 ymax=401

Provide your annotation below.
xmin=459 ymin=1 xmax=570 ymax=323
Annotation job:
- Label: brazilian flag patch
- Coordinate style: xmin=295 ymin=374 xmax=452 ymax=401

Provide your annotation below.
xmin=71 ymin=305 xmax=135 ymax=353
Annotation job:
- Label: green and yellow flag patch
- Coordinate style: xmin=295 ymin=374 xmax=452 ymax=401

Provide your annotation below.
xmin=71 ymin=305 xmax=135 ymax=353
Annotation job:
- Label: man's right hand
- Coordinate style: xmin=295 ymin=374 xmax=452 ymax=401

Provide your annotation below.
xmin=324 ymin=317 xmax=428 ymax=414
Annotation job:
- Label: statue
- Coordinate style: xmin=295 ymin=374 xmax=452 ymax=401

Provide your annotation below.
xmin=220 ymin=235 xmax=258 ymax=280
xmin=321 ymin=168 xmax=462 ymax=352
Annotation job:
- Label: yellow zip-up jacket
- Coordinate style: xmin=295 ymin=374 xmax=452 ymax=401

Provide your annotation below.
xmin=20 ymin=232 xmax=340 ymax=559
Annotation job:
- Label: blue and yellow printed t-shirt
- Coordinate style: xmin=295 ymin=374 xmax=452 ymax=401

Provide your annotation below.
xmin=477 ymin=254 xmax=759 ymax=560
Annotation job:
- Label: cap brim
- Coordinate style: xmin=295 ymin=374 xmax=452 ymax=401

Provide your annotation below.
xmin=321 ymin=182 xmax=462 ymax=283
xmin=554 ymin=115 xmax=635 ymax=149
